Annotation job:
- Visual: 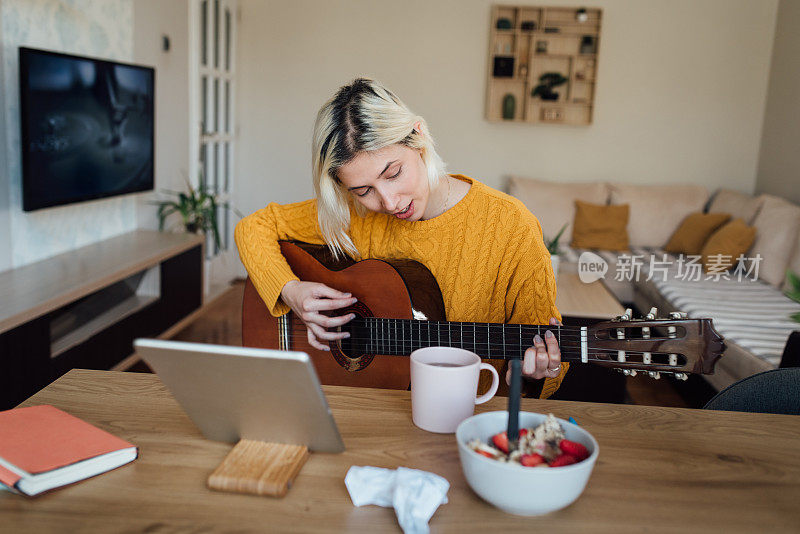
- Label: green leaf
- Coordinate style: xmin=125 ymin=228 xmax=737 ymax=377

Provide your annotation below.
xmin=546 ymin=223 xmax=568 ymax=255
xmin=786 ymin=270 xmax=800 ymax=304
xmin=787 ymin=269 xmax=800 ymax=291
xmin=151 ymin=174 xmax=240 ymax=249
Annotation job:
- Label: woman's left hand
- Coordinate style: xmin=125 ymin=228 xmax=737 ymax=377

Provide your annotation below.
xmin=506 ymin=317 xmax=562 ymax=384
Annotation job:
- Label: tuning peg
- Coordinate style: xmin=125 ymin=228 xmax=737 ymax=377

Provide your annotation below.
xmin=648 ymin=371 xmax=661 ymax=379
xmin=669 ymin=311 xmax=688 ymax=319
xmin=674 ymin=373 xmax=688 ymax=381
xmin=613 ymin=308 xmax=633 ymax=322
xmin=629 ymin=370 xmax=637 ymax=377
xmin=645 ymin=307 xmax=658 ymax=320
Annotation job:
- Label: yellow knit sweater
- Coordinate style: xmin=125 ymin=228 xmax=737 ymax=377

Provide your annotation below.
xmin=234 ymin=175 xmax=567 ymax=398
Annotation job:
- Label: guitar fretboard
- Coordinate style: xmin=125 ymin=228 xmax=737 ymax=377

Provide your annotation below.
xmin=346 ymin=317 xmax=583 ymax=360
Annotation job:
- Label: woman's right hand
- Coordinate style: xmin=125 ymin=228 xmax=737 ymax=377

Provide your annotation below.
xmin=280 ymin=280 xmax=357 ymax=351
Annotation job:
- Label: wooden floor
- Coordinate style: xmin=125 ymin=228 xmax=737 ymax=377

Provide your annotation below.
xmin=136 ymin=280 xmax=689 ymax=408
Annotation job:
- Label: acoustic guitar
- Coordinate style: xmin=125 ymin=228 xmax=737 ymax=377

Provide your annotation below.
xmin=242 ymin=241 xmax=725 ymax=390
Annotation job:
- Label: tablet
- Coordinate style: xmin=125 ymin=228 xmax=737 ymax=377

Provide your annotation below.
xmin=134 ymin=339 xmax=345 ymax=453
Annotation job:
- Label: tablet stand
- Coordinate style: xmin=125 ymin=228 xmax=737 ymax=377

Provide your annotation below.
xmin=207 ymin=439 xmax=308 ymax=497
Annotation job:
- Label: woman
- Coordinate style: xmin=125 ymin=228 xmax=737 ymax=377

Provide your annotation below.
xmin=235 ymin=78 xmax=566 ymax=398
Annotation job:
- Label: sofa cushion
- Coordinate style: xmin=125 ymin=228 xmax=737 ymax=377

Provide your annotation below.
xmin=507 ymin=177 xmax=609 ymax=243
xmin=701 ymin=218 xmax=756 ymax=272
xmin=708 ymin=189 xmax=764 ymax=224
xmin=571 ymin=201 xmax=630 ymax=251
xmin=608 ymin=183 xmax=709 ymax=248
xmin=749 ymin=194 xmax=800 ymax=287
xmin=664 ymin=212 xmax=731 ymax=256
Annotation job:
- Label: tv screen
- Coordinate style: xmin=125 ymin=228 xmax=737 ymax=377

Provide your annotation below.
xmin=19 ymin=47 xmax=154 ymax=211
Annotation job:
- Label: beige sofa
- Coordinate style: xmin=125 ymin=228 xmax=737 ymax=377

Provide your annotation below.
xmin=508 ymin=177 xmax=800 ymax=391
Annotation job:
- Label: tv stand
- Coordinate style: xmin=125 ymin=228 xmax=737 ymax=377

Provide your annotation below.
xmin=0 ymin=230 xmax=204 ymax=408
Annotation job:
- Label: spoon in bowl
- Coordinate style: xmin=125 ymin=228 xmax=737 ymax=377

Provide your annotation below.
xmin=507 ymin=358 xmax=522 ymax=452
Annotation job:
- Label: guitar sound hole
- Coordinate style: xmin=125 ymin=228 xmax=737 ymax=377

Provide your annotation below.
xmin=331 ymin=303 xmax=373 ymax=361
xmin=338 ymin=324 xmax=357 ymax=359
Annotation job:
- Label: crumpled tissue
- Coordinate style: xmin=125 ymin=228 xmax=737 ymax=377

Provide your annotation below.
xmin=344 ymin=466 xmax=450 ymax=534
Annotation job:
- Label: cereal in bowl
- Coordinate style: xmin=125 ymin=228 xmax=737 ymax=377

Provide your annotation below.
xmin=467 ymin=414 xmax=589 ymax=467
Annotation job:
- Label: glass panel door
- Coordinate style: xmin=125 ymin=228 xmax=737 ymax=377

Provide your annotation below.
xmin=191 ymin=0 xmax=237 ymax=297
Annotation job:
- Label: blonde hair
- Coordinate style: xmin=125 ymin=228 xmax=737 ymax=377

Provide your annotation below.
xmin=312 ymin=78 xmax=447 ymax=259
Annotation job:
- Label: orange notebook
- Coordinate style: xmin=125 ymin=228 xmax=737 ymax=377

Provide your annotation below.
xmin=0 ymin=405 xmax=138 ymax=496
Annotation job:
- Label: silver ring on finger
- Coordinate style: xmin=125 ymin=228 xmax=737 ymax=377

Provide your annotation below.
xmin=548 ymin=367 xmax=561 ymax=373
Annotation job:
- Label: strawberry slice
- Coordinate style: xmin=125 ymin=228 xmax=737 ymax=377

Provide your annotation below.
xmin=549 ymin=454 xmax=577 ymax=467
xmin=492 ymin=428 xmax=529 ymax=454
xmin=520 ymin=453 xmax=545 ymax=467
xmin=559 ymin=439 xmax=589 ymax=461
xmin=476 ymin=449 xmax=495 ymax=459
xmin=491 ymin=432 xmax=509 ymax=453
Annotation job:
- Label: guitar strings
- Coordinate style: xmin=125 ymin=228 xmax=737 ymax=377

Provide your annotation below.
xmin=281 ymin=324 xmax=686 ymax=344
xmin=276 ymin=331 xmax=688 ymax=357
xmin=281 ymin=323 xmax=685 ymax=343
xmin=284 ymin=321 xmax=687 ymax=338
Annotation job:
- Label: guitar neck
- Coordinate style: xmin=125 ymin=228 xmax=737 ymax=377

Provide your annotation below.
xmin=348 ymin=317 xmax=586 ymax=361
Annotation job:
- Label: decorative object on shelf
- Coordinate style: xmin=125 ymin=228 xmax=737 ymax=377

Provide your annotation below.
xmin=580 ymin=35 xmax=596 ymax=54
xmin=519 ymin=64 xmax=528 ymax=78
xmin=154 ymin=177 xmax=238 ymax=250
xmin=492 ymin=56 xmax=515 ymax=77
xmin=532 ymin=72 xmax=568 ymax=101
xmin=546 ymin=223 xmax=568 ymax=279
xmin=536 ymin=40 xmax=548 ymax=54
xmin=496 ymin=17 xmax=512 ymax=30
xmin=541 ymin=107 xmax=565 ymax=122
xmin=786 ymin=270 xmax=800 ymax=323
xmin=502 ymin=94 xmax=516 ymax=120
xmin=521 ymin=20 xmax=536 ymax=31
xmin=576 ymin=8 xmax=588 ymax=22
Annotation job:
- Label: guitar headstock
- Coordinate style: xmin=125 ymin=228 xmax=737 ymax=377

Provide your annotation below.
xmin=586 ymin=308 xmax=725 ymax=379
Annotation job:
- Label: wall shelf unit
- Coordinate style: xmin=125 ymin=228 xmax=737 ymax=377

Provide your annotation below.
xmin=486 ymin=5 xmax=602 ymax=125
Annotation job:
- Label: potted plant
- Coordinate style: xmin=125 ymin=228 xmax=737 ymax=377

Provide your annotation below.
xmin=545 ymin=223 xmax=568 ymax=279
xmin=532 ymin=72 xmax=568 ymax=101
xmin=153 ymin=178 xmax=235 ymax=251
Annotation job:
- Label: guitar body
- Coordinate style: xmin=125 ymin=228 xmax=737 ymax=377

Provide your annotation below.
xmin=242 ymin=241 xmax=447 ymax=389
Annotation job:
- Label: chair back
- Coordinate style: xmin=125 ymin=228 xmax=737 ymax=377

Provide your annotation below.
xmin=779 ymin=331 xmax=800 ymax=368
xmin=703 ymin=368 xmax=800 ymax=415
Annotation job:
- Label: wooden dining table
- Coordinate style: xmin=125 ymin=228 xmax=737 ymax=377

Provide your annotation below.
xmin=3 ymin=369 xmax=799 ymax=533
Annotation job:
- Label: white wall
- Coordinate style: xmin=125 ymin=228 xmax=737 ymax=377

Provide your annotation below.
xmin=133 ymin=0 xmax=191 ymax=231
xmin=0 ymin=0 xmax=135 ymax=269
xmin=756 ymin=0 xmax=800 ymax=205
xmin=235 ymin=0 xmax=778 ymax=224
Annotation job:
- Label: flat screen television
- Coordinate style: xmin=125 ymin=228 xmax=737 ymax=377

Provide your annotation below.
xmin=19 ymin=47 xmax=155 ymax=212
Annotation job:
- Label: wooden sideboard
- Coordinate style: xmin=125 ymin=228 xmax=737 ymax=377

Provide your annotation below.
xmin=0 ymin=230 xmax=204 ymax=409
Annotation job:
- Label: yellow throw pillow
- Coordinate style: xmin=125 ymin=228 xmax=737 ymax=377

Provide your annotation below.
xmin=664 ymin=212 xmax=731 ymax=255
xmin=570 ymin=200 xmax=630 ymax=251
xmin=700 ymin=218 xmax=756 ymax=271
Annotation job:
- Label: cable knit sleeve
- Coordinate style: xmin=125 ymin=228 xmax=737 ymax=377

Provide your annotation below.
xmin=503 ymin=207 xmax=567 ymax=399
xmin=234 ymin=199 xmax=326 ymax=316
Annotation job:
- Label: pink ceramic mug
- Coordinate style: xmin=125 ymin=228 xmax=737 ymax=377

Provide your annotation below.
xmin=410 ymin=347 xmax=500 ymax=433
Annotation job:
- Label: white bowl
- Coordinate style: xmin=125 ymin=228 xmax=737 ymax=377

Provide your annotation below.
xmin=456 ymin=411 xmax=599 ymax=516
